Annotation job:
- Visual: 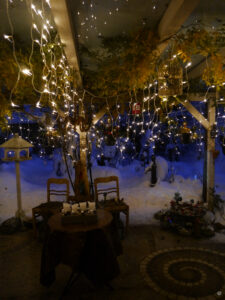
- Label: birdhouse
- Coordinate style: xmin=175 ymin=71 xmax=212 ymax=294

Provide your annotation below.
xmin=158 ymin=61 xmax=183 ymax=97
xmin=0 ymin=133 xmax=33 ymax=162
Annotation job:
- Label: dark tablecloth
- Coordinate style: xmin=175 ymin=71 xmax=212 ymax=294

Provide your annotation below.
xmin=40 ymin=221 xmax=122 ymax=287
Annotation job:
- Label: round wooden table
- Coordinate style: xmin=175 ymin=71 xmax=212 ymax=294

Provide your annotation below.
xmin=48 ymin=209 xmax=113 ymax=233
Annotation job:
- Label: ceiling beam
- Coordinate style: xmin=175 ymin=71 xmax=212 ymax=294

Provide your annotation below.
xmin=50 ymin=0 xmax=82 ymax=88
xmin=180 ymin=100 xmax=210 ymax=130
xmin=157 ymin=0 xmax=200 ymax=52
xmin=188 ymin=48 xmax=225 ymax=79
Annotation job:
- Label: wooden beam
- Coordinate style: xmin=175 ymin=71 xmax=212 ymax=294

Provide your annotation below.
xmin=187 ymin=93 xmax=216 ymax=102
xmin=93 ymin=105 xmax=114 ymax=125
xmin=188 ymin=48 xmax=225 ymax=79
xmin=178 ymin=99 xmax=210 ymax=130
xmin=157 ymin=0 xmax=200 ymax=52
xmin=50 ymin=0 xmax=82 ymax=87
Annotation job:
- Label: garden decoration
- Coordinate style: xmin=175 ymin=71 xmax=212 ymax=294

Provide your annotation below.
xmin=0 ymin=134 xmax=33 ymax=221
xmin=158 ymin=60 xmax=183 ymax=97
xmin=154 ymin=193 xmax=215 ymax=237
xmin=145 ymin=155 xmax=158 ymax=187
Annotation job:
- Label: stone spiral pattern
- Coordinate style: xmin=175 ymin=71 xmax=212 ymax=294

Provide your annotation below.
xmin=140 ymin=247 xmax=225 ymax=299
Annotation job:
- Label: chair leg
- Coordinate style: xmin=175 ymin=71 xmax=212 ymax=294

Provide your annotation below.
xmin=60 ymin=271 xmax=80 ymax=299
xmin=125 ymin=209 xmax=129 ymax=235
xmin=32 ymin=209 xmax=37 ymax=238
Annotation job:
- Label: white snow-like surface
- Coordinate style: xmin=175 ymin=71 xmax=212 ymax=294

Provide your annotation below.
xmin=0 ymin=153 xmax=225 ymax=243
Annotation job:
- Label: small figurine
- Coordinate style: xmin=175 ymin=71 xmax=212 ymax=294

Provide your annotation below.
xmin=145 ymin=155 xmax=157 ymax=187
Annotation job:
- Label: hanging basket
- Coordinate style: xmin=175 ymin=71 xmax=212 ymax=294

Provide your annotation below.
xmin=158 ymin=61 xmax=183 ymax=97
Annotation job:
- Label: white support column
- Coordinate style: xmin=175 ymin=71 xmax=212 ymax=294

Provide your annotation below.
xmin=178 ymin=98 xmax=216 ymax=208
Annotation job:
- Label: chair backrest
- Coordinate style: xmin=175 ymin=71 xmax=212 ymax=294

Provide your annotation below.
xmin=47 ymin=178 xmax=69 ymax=202
xmin=94 ymin=176 xmax=120 ymax=203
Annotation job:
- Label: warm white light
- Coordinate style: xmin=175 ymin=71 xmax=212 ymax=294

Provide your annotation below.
xmin=37 ymin=10 xmax=43 ymax=18
xmin=185 ymin=62 xmax=192 ymax=68
xmin=45 ymin=0 xmax=51 ymax=7
xmin=42 ymin=34 xmax=47 ymax=42
xmin=3 ymin=34 xmax=12 ymax=41
xmin=22 ymin=68 xmax=32 ymax=76
xmin=31 ymin=4 xmax=37 ymax=14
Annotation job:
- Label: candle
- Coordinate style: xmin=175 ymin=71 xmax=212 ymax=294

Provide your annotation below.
xmin=62 ymin=202 xmax=71 ymax=213
xmin=88 ymin=202 xmax=96 ymax=211
xmin=79 ymin=202 xmax=87 ymax=211
xmin=72 ymin=203 xmax=79 ymax=213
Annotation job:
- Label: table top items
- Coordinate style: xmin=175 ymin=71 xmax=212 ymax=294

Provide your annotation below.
xmin=49 ymin=209 xmax=112 ymax=233
xmin=61 ymin=201 xmax=97 ymax=225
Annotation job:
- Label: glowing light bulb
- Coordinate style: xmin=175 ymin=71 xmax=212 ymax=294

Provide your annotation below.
xmin=31 ymin=4 xmax=37 ymax=14
xmin=185 ymin=62 xmax=192 ymax=68
xmin=45 ymin=0 xmax=51 ymax=7
xmin=3 ymin=34 xmax=12 ymax=41
xmin=37 ymin=10 xmax=43 ymax=18
xmin=22 ymin=68 xmax=32 ymax=76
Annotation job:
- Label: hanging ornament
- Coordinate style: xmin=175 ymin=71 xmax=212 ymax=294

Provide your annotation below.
xmin=132 ymin=102 xmax=141 ymax=115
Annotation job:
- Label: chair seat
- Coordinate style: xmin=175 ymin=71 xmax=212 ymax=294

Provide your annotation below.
xmin=32 ymin=201 xmax=63 ymax=237
xmin=98 ymin=199 xmax=128 ymax=211
xmin=33 ymin=201 xmax=63 ymax=215
xmin=97 ymin=199 xmax=129 ymax=235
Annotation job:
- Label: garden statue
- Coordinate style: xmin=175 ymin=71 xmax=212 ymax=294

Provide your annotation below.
xmin=145 ymin=155 xmax=158 ymax=187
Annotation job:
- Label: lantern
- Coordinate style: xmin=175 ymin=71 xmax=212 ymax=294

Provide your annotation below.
xmin=132 ymin=102 xmax=141 ymax=115
xmin=158 ymin=61 xmax=183 ymax=97
xmin=0 ymin=134 xmax=33 ymax=221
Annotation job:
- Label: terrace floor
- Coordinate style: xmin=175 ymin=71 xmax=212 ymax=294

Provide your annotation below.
xmin=1 ymin=224 xmax=225 ymax=300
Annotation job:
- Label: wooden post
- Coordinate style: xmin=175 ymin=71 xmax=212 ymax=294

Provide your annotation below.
xmin=15 ymin=161 xmax=25 ymax=220
xmin=178 ymin=97 xmax=216 ymax=209
xmin=203 ymin=97 xmax=216 ymax=210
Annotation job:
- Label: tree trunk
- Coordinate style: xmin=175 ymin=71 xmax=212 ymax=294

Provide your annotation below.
xmin=74 ymin=131 xmax=90 ymax=198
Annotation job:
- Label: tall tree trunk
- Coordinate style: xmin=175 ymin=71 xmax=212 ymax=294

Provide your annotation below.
xmin=74 ymin=131 xmax=90 ymax=198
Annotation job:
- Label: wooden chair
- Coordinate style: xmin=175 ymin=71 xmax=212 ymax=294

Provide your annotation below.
xmin=47 ymin=178 xmax=70 ymax=202
xmin=94 ymin=176 xmax=129 ymax=235
xmin=32 ymin=178 xmax=69 ymax=237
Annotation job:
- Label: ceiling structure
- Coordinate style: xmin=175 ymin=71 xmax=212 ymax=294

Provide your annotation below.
xmin=1 ymin=0 xmax=225 ymax=88
xmin=52 ymin=0 xmax=215 ymax=89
